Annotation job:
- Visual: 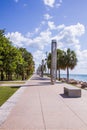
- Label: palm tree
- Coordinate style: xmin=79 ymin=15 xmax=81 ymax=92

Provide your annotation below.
xmin=47 ymin=53 xmax=51 ymax=74
xmin=57 ymin=49 xmax=66 ymax=80
xmin=64 ymin=48 xmax=78 ymax=82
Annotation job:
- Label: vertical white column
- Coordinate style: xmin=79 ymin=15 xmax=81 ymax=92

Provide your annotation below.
xmin=51 ymin=40 xmax=57 ymax=84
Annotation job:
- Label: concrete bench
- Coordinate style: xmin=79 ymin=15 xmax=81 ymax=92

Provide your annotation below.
xmin=64 ymin=86 xmax=81 ymax=97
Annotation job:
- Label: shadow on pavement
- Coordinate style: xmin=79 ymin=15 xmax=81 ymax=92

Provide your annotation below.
xmin=31 ymin=77 xmax=50 ymax=80
xmin=26 ymin=82 xmax=51 ymax=87
xmin=60 ymin=94 xmax=81 ymax=98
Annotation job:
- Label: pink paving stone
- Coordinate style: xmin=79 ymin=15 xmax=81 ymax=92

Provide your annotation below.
xmin=0 ymin=74 xmax=87 ymax=130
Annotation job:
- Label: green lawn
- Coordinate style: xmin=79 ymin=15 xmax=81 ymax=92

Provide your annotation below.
xmin=0 ymin=86 xmax=19 ymax=106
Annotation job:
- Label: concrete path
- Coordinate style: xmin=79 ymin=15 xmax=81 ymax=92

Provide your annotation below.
xmin=0 ymin=74 xmax=87 ymax=130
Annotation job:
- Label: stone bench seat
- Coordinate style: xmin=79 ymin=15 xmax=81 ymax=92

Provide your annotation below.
xmin=64 ymin=85 xmax=81 ymax=97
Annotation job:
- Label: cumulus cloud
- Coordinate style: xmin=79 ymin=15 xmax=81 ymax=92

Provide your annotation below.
xmin=44 ymin=14 xmax=53 ymax=20
xmin=57 ymin=24 xmax=65 ymax=30
xmin=48 ymin=21 xmax=56 ymax=30
xmin=31 ymin=30 xmax=52 ymax=50
xmin=33 ymin=50 xmax=46 ymax=68
xmin=58 ymin=23 xmax=85 ymax=47
xmin=64 ymin=23 xmax=85 ymax=37
xmin=43 ymin=0 xmax=63 ymax=8
xmin=6 ymin=22 xmax=86 ymax=73
xmin=43 ymin=0 xmax=55 ymax=7
xmin=71 ymin=49 xmax=87 ymax=74
xmin=6 ymin=22 xmax=85 ymax=52
xmin=58 ymin=23 xmax=86 ymax=74
xmin=6 ymin=30 xmax=52 ymax=50
xmin=47 ymin=21 xmax=65 ymax=31
xmin=6 ymin=32 xmax=26 ymax=47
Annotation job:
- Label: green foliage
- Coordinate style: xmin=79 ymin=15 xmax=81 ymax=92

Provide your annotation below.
xmin=47 ymin=53 xmax=51 ymax=69
xmin=64 ymin=48 xmax=78 ymax=82
xmin=0 ymin=29 xmax=35 ymax=81
xmin=18 ymin=48 xmax=35 ymax=80
xmin=47 ymin=48 xmax=78 ymax=81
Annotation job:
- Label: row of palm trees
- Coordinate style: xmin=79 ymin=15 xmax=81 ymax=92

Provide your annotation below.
xmin=46 ymin=48 xmax=78 ymax=82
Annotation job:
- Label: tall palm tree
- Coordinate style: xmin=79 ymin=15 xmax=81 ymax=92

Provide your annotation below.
xmin=47 ymin=53 xmax=51 ymax=74
xmin=64 ymin=48 xmax=78 ymax=82
xmin=57 ymin=49 xmax=66 ymax=80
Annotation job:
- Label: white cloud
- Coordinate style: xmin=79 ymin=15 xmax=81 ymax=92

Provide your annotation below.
xmin=48 ymin=21 xmax=65 ymax=30
xmin=44 ymin=14 xmax=53 ymax=20
xmin=64 ymin=23 xmax=85 ymax=37
xmin=56 ymin=0 xmax=63 ymax=8
xmin=58 ymin=23 xmax=85 ymax=48
xmin=35 ymin=27 xmax=40 ymax=33
xmin=33 ymin=50 xmax=46 ymax=69
xmin=6 ymin=22 xmax=87 ymax=74
xmin=6 ymin=32 xmax=25 ymax=47
xmin=57 ymin=23 xmax=86 ymax=74
xmin=43 ymin=0 xmax=55 ymax=7
xmin=57 ymin=24 xmax=65 ymax=30
xmin=32 ymin=30 xmax=52 ymax=50
xmin=43 ymin=0 xmax=63 ymax=8
xmin=26 ymin=32 xmax=33 ymax=38
xmin=6 ymin=23 xmax=85 ymax=52
xmin=6 ymin=30 xmax=52 ymax=50
xmin=72 ymin=49 xmax=87 ymax=74
xmin=48 ymin=21 xmax=56 ymax=30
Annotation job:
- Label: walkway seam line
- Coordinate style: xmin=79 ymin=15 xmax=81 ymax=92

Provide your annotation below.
xmin=58 ymin=94 xmax=87 ymax=127
xmin=38 ymin=89 xmax=46 ymax=130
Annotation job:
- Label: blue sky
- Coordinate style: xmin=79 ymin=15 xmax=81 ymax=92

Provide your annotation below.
xmin=0 ymin=0 xmax=87 ymax=74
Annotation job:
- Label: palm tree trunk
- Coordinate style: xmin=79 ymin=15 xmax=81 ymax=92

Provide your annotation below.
xmin=67 ymin=67 xmax=69 ymax=83
xmin=58 ymin=69 xmax=60 ymax=81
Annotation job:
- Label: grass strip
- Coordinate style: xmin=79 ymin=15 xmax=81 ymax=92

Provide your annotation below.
xmin=0 ymin=86 xmax=19 ymax=106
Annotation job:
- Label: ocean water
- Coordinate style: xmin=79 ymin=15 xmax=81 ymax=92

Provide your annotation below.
xmin=60 ymin=74 xmax=87 ymax=82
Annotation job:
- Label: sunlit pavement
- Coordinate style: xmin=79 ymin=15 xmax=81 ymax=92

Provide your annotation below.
xmin=0 ymin=74 xmax=87 ymax=130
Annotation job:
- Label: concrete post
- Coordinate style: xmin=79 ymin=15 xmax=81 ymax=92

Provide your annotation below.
xmin=51 ymin=40 xmax=57 ymax=84
xmin=41 ymin=59 xmax=44 ymax=77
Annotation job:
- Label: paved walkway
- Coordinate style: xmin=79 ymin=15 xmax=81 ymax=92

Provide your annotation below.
xmin=0 ymin=74 xmax=87 ymax=130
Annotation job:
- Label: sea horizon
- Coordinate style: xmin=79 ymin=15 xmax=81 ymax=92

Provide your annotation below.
xmin=60 ymin=74 xmax=87 ymax=82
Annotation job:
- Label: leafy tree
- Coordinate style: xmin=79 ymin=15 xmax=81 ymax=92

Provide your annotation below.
xmin=0 ymin=29 xmax=34 ymax=81
xmin=64 ymin=48 xmax=78 ymax=82
xmin=57 ymin=49 xmax=66 ymax=80
xmin=0 ymin=29 xmax=11 ymax=80
xmin=47 ymin=53 xmax=51 ymax=74
xmin=5 ymin=46 xmax=24 ymax=80
xmin=46 ymin=48 xmax=77 ymax=82
xmin=19 ymin=48 xmax=34 ymax=80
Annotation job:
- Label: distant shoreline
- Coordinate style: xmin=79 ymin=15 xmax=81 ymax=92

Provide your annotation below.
xmin=60 ymin=77 xmax=87 ymax=89
xmin=60 ymin=74 xmax=87 ymax=82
